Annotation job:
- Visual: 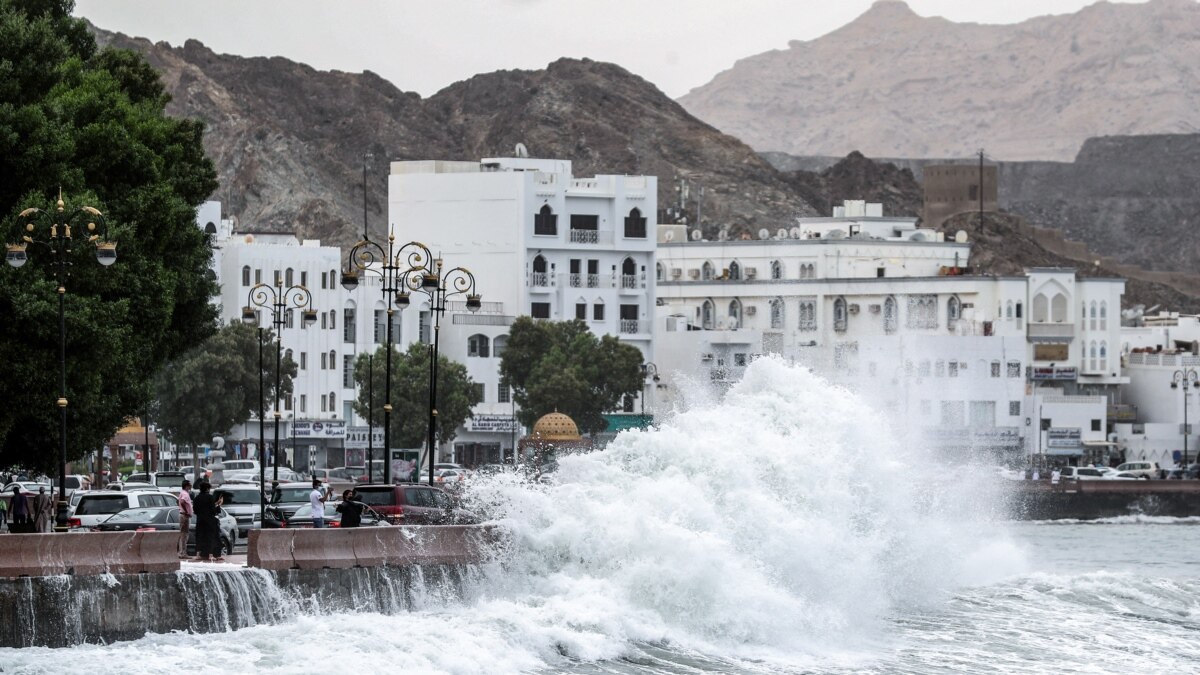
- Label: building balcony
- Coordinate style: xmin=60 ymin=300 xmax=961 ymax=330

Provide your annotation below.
xmin=619 ymin=319 xmax=640 ymax=334
xmin=529 ymin=272 xmax=554 ymax=290
xmin=568 ymin=229 xmax=614 ymax=245
xmin=1027 ymin=322 xmax=1075 ymax=342
xmin=619 ymin=274 xmax=647 ymax=292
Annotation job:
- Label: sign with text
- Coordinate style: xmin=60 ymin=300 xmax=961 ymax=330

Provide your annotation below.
xmin=292 ymin=420 xmax=347 ymax=439
xmin=344 ymin=426 xmax=385 ymax=449
xmin=468 ymin=414 xmax=521 ymax=433
xmin=1046 ymin=427 xmax=1082 ymax=448
xmin=1031 ymin=367 xmax=1078 ymax=381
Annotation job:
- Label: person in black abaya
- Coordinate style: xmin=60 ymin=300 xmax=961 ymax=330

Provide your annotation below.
xmin=192 ymin=481 xmax=223 ymax=562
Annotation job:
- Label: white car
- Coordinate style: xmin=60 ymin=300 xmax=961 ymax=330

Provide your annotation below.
xmin=2 ymin=481 xmax=52 ymax=496
xmin=1114 ymin=461 xmax=1160 ymax=478
xmin=70 ymin=490 xmax=179 ymax=529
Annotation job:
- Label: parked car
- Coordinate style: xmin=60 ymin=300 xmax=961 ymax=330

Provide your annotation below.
xmin=269 ymin=482 xmax=318 ymax=521
xmin=69 ymin=490 xmax=179 ymax=529
xmin=1166 ymin=465 xmax=1200 ymax=479
xmin=125 ymin=471 xmax=190 ymax=493
xmin=249 ymin=468 xmax=304 ymax=484
xmin=90 ymin=506 xmax=238 ymax=557
xmin=352 ymin=484 xmax=476 ymax=525
xmin=2 ymin=481 xmax=52 ymax=496
xmin=219 ymin=459 xmax=261 ymax=483
xmin=1115 ymin=461 xmax=1160 ymax=478
xmin=177 ymin=466 xmax=212 ymax=483
xmin=213 ymin=485 xmax=265 ymax=537
xmin=433 ymin=468 xmax=471 ymax=486
xmin=286 ymin=502 xmax=390 ymax=528
xmin=311 ymin=468 xmax=357 ymax=494
xmin=50 ymin=474 xmax=92 ymax=497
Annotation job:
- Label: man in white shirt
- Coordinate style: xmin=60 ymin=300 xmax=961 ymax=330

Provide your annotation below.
xmin=309 ymin=478 xmax=325 ymax=528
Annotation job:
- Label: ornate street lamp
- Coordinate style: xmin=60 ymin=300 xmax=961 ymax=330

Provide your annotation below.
xmin=640 ymin=362 xmax=660 ymax=424
xmin=5 ymin=192 xmax=116 ymax=531
xmin=243 ymin=280 xmax=316 ymax=503
xmin=1171 ymin=368 xmax=1198 ymax=469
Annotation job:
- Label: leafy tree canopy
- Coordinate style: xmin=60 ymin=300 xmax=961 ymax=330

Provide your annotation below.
xmin=0 ymin=0 xmax=219 ymax=471
xmin=352 ymin=343 xmax=481 ymax=450
xmin=153 ymin=322 xmax=296 ymax=446
xmin=499 ymin=318 xmax=644 ymax=434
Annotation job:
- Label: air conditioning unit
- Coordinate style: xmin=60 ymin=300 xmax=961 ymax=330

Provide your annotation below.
xmin=700 ymin=353 xmax=714 ymax=362
xmin=745 ymin=306 xmax=757 ymax=316
xmin=746 ymin=267 xmax=758 ymax=279
xmin=688 ymin=269 xmax=700 ymax=279
xmin=671 ymin=268 xmax=682 ymax=279
xmin=848 ymin=304 xmax=861 ymax=315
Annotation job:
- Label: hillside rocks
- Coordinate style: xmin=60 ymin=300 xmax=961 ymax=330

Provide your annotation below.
xmin=679 ymin=0 xmax=1200 ymax=161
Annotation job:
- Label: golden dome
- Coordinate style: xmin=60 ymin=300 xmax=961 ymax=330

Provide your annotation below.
xmin=531 ymin=412 xmax=582 ymax=441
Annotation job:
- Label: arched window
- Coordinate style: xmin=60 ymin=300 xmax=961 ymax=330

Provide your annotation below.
xmin=728 ymin=261 xmax=741 ymax=281
xmin=1100 ymin=302 xmax=1108 ymax=330
xmin=328 ymin=392 xmax=337 ymax=414
xmin=286 ymin=267 xmax=294 ymax=286
xmin=1006 ymin=300 xmax=1014 ymax=319
xmin=728 ymin=299 xmax=742 ymax=327
xmin=621 ymin=257 xmax=637 ymax=289
xmin=242 ymin=266 xmax=251 ymax=286
xmin=702 ymin=261 xmax=715 ymax=281
xmin=1089 ymin=341 xmax=1098 ymax=372
xmin=947 ymin=296 xmax=961 ymax=329
xmin=285 ymin=348 xmax=293 ymax=363
xmin=770 ymin=297 xmax=784 ymax=329
xmin=1051 ymin=293 xmax=1067 ymax=323
xmin=935 ymin=360 xmax=945 ymax=377
xmin=204 ymin=222 xmax=217 ymax=235
xmin=532 ymin=255 xmax=547 ymax=273
xmin=884 ymin=296 xmax=897 ymax=334
xmin=623 ymin=207 xmax=647 ymax=238
xmin=329 ymin=350 xmax=336 ymax=370
xmin=702 ymin=299 xmax=715 ymax=329
xmin=806 ymin=263 xmax=816 ymax=278
xmin=467 ymin=334 xmax=490 ymax=358
xmin=833 ymin=297 xmax=847 ymax=332
xmin=770 ymin=260 xmax=783 ymax=280
xmin=534 ymin=204 xmax=557 ymax=235
xmin=1033 ymin=294 xmax=1049 ymax=323
xmin=1090 ymin=301 xmax=1098 ymax=330
xmin=656 ymin=262 xmax=665 ymax=282
xmin=532 ymin=255 xmax=548 ymax=287
xmin=1100 ymin=341 xmax=1108 ymax=372
xmin=493 ymin=334 xmax=508 ymax=359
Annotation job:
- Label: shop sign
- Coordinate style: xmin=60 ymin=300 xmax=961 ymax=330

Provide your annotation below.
xmin=1031 ymin=367 xmax=1078 ymax=381
xmin=468 ymin=414 xmax=521 ymax=432
xmin=344 ymin=426 xmax=384 ymax=449
xmin=292 ymin=420 xmax=347 ymax=439
xmin=1046 ymin=427 xmax=1081 ymax=447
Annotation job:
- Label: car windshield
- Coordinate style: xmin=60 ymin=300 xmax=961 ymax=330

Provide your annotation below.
xmin=272 ymin=488 xmax=311 ymax=503
xmin=51 ymin=477 xmax=82 ymax=489
xmin=224 ymin=462 xmax=254 ymax=471
xmin=105 ymin=508 xmax=168 ymax=524
xmin=215 ymin=489 xmax=260 ymax=504
xmin=1078 ymin=469 xmax=1102 ymax=476
xmin=156 ymin=474 xmax=186 ymax=488
xmin=76 ymin=496 xmax=129 ymax=515
xmin=354 ymin=489 xmax=395 ymax=506
xmin=291 ymin=503 xmax=337 ymax=518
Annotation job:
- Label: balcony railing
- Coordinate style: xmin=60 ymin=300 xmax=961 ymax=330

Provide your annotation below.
xmin=619 ymin=319 xmax=640 ymax=334
xmin=1027 ymin=323 xmax=1075 ymax=341
xmin=529 ymin=272 xmax=552 ymax=288
xmin=587 ymin=273 xmax=600 ymax=288
xmin=568 ymin=229 xmax=614 ymax=245
xmin=569 ymin=273 xmax=582 ymax=288
xmin=621 ymin=274 xmax=639 ymax=289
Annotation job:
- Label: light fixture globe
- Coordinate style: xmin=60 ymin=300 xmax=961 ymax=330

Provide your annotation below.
xmin=395 ymin=291 xmax=410 ymax=307
xmin=95 ymin=241 xmax=117 ymax=266
xmin=421 ymin=273 xmax=439 ymax=290
xmin=466 ymin=294 xmax=482 ymax=312
xmin=340 ymin=270 xmax=359 ymax=292
xmin=241 ymin=306 xmax=257 ymax=324
xmin=302 ymin=309 xmax=318 ymax=327
xmin=5 ymin=243 xmax=28 ymax=268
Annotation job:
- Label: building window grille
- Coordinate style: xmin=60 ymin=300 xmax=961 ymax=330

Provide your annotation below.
xmin=241 ymin=266 xmax=251 ymax=286
xmin=798 ymin=300 xmax=816 ymax=331
xmin=624 ymin=208 xmax=647 ymax=238
xmin=534 ymin=205 xmax=557 ymax=235
xmin=770 ymin=298 xmax=784 ymax=330
xmin=883 ymin=296 xmax=897 ymax=334
xmin=833 ymin=297 xmax=848 ymax=332
xmin=770 ymin=260 xmax=783 ymax=280
xmin=906 ymin=295 xmax=937 ymax=329
xmin=467 ymin=334 xmax=490 ymax=358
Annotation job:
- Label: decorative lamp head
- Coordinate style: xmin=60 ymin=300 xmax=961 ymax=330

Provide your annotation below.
xmin=340 ymin=270 xmax=359 ymax=292
xmin=395 ymin=290 xmax=410 ymax=307
xmin=302 ymin=309 xmax=318 ymax=327
xmin=241 ymin=306 xmax=258 ymax=325
xmin=95 ymin=241 xmax=117 ymax=266
xmin=421 ymin=272 xmax=439 ymax=290
xmin=5 ymin=243 xmax=28 ymax=268
xmin=466 ymin=294 xmax=482 ymax=312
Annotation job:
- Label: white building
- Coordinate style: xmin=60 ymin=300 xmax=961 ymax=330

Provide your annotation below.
xmin=653 ymin=201 xmax=1125 ymax=464
xmin=387 ymin=155 xmax=658 ymax=463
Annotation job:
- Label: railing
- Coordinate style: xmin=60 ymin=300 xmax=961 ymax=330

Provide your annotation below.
xmin=1027 ymin=323 xmax=1075 ymax=340
xmin=1128 ymin=352 xmax=1200 ymax=367
xmin=569 ymin=273 xmax=582 ymax=288
xmin=620 ymin=319 xmax=640 ymax=334
xmin=568 ymin=229 xmax=614 ymax=245
xmin=529 ymin=272 xmax=552 ymax=288
xmin=1041 ymin=395 xmax=1105 ymax=405
xmin=587 ymin=273 xmax=600 ymax=288
xmin=452 ymin=314 xmax=514 ymax=326
xmin=621 ymin=274 xmax=639 ymax=290
xmin=445 ymin=300 xmax=506 ymax=314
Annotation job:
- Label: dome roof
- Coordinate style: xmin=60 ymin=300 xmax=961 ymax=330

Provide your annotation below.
xmin=531 ymin=412 xmax=581 ymax=441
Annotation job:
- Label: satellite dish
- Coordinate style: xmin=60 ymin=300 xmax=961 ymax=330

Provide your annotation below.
xmin=789 ymin=227 xmax=802 ymax=239
xmin=690 ymin=229 xmax=702 ymax=241
xmin=758 ymin=228 xmax=770 ymax=240
xmin=910 ymin=232 xmax=928 ymax=242
xmin=827 ymin=229 xmax=846 ymax=240
xmin=954 ymin=230 xmax=968 ymax=243
xmin=776 ymin=228 xmax=788 ymax=239
xmin=664 ymin=230 xmax=675 ymax=242
xmin=514 ymin=142 xmax=529 ymax=158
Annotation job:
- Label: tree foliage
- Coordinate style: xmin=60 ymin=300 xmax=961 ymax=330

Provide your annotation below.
xmin=0 ymin=0 xmax=218 ymax=471
xmin=352 ymin=343 xmax=481 ymax=450
xmin=499 ymin=318 xmax=644 ymax=434
xmin=153 ymin=322 xmax=295 ymax=446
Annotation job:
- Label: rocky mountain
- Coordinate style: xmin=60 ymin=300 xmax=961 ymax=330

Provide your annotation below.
xmin=784 ymin=151 xmax=924 ymax=219
xmin=679 ymin=0 xmax=1200 ymax=161
xmin=91 ymin=27 xmax=819 ymax=248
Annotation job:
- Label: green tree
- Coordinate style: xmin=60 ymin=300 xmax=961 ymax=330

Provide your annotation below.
xmin=0 ymin=0 xmax=219 ymax=471
xmin=352 ymin=343 xmax=481 ymax=449
xmin=499 ymin=318 xmax=644 ymax=434
xmin=153 ymin=322 xmax=296 ymax=447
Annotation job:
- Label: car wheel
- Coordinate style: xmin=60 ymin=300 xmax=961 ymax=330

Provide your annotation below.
xmin=221 ymin=534 xmax=232 ymax=556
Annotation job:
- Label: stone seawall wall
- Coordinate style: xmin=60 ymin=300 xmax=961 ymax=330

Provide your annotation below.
xmin=1005 ymin=482 xmax=1200 ymax=520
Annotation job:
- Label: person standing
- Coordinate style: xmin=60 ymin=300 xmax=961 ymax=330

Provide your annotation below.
xmin=336 ymin=489 xmax=364 ymax=528
xmin=9 ymin=486 xmax=29 ymax=532
xmin=33 ymin=486 xmax=53 ymax=533
xmin=192 ymin=481 xmax=221 ymax=562
xmin=0 ymin=490 xmax=8 ymax=533
xmin=309 ymin=478 xmax=326 ymax=528
xmin=177 ymin=479 xmax=193 ymax=558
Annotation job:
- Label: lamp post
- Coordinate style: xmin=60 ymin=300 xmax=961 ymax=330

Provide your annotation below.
xmin=367 ymin=353 xmax=374 ymax=484
xmin=6 ymin=192 xmax=116 ymax=531
xmin=1171 ymin=368 xmax=1198 ymax=469
xmin=640 ymin=362 xmax=659 ymax=425
xmin=243 ymin=281 xmax=316 ymax=491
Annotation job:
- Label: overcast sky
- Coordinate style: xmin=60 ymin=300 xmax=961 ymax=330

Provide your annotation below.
xmin=74 ymin=0 xmax=1147 ymax=98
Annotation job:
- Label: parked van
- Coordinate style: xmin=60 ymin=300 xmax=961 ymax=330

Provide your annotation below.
xmin=1114 ymin=461 xmax=1159 ymax=478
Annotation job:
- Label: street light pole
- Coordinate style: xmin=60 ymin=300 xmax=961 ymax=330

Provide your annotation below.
xmin=258 ymin=326 xmax=265 ymax=524
xmin=640 ymin=362 xmax=659 ymax=426
xmin=6 ymin=193 xmax=116 ymax=531
xmin=1172 ymin=368 xmax=1198 ymax=469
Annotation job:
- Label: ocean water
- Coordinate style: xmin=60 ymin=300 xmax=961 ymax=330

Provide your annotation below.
xmin=2 ymin=358 xmax=1198 ymax=674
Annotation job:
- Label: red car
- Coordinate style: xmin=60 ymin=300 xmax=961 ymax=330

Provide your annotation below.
xmin=351 ymin=484 xmax=476 ymax=525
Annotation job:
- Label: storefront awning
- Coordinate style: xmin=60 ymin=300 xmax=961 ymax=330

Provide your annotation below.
xmin=1044 ymin=447 xmax=1083 ymax=456
xmin=1082 ymin=441 xmax=1118 ymax=447
xmin=602 ymin=414 xmax=652 ymax=432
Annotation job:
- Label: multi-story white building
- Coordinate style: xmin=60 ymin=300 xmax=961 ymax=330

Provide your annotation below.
xmin=1114 ymin=313 xmax=1200 ymax=467
xmin=387 ymin=155 xmax=658 ymax=463
xmin=654 ymin=201 xmax=1126 ymax=464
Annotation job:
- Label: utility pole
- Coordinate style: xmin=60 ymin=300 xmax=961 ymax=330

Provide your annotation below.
xmin=978 ymin=149 xmax=985 ymax=235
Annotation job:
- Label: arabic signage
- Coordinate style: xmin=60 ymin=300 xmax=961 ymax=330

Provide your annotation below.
xmin=1031 ymin=367 xmax=1078 ymax=381
xmin=468 ymin=414 xmax=521 ymax=433
xmin=1046 ymin=427 xmax=1082 ymax=448
xmin=292 ymin=420 xmax=347 ymax=439
xmin=344 ymin=426 xmax=384 ymax=449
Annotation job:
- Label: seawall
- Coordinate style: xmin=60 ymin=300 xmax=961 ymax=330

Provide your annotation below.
xmin=1006 ymin=481 xmax=1200 ymax=520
